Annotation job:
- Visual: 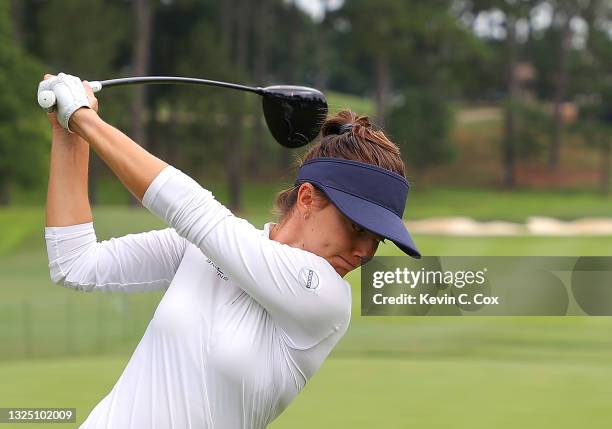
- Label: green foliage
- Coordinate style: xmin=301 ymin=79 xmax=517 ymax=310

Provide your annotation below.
xmin=37 ymin=0 xmax=131 ymax=128
xmin=37 ymin=0 xmax=129 ymax=77
xmin=0 ymin=1 xmax=49 ymax=199
xmin=511 ymin=100 xmax=554 ymax=159
xmin=389 ymin=88 xmax=455 ymax=173
xmin=170 ymin=17 xmax=253 ymax=175
xmin=570 ymin=80 xmax=612 ymax=152
xmin=3 ymin=0 xmax=612 ymax=199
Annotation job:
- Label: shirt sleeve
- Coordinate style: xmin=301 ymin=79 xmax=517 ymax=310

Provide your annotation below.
xmin=142 ymin=165 xmax=351 ymax=349
xmin=45 ymin=221 xmax=188 ymax=293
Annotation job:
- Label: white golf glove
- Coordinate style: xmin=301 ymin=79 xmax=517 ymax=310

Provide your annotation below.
xmin=37 ymin=73 xmax=91 ymax=132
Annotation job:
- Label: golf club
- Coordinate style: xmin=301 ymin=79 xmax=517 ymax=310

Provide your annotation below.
xmin=38 ymin=76 xmax=328 ymax=148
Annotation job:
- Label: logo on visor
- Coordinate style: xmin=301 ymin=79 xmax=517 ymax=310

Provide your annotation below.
xmin=299 ymin=267 xmax=320 ymax=291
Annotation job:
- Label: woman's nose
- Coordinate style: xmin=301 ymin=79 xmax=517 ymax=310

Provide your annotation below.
xmin=352 ymin=236 xmax=378 ymax=261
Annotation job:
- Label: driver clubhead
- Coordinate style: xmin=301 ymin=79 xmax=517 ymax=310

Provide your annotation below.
xmin=261 ymin=85 xmax=328 ymax=148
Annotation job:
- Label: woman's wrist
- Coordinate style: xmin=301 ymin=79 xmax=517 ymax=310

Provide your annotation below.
xmin=52 ymin=126 xmax=88 ymax=150
xmin=70 ymin=108 xmax=101 ymax=140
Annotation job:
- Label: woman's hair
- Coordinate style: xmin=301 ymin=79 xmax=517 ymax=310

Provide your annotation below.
xmin=273 ymin=109 xmax=406 ymax=223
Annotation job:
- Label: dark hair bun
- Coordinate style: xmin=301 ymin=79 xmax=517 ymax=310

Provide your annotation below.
xmin=321 ymin=119 xmax=349 ymax=136
xmin=321 ymin=110 xmax=372 ymax=137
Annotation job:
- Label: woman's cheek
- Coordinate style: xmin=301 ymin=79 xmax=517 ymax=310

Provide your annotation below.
xmin=320 ymin=238 xmax=333 ymax=250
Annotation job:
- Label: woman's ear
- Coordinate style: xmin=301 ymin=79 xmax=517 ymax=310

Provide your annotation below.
xmin=296 ymin=183 xmax=315 ymax=218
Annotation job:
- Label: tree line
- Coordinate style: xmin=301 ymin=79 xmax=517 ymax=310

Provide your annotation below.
xmin=2 ymin=0 xmax=612 ymax=209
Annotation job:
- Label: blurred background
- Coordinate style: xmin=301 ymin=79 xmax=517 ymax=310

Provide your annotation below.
xmin=1 ymin=0 xmax=612 ymax=427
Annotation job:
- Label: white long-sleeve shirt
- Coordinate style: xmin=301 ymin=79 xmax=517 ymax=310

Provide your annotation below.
xmin=44 ymin=165 xmax=352 ymax=429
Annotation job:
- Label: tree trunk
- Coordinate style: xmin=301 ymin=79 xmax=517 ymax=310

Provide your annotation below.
xmin=549 ymin=6 xmax=573 ymax=169
xmin=314 ymin=0 xmax=330 ymax=91
xmin=10 ymin=0 xmax=24 ymax=47
xmin=227 ymin=122 xmax=242 ymax=213
xmin=129 ymin=0 xmax=152 ymax=207
xmin=278 ymin=1 xmax=301 ymax=173
xmin=249 ymin=0 xmax=271 ymax=177
xmin=0 ymin=175 xmax=10 ymax=206
xmin=374 ymin=54 xmax=391 ymax=129
xmin=600 ymin=138 xmax=611 ymax=195
xmin=235 ymin=0 xmax=249 ymax=69
xmin=285 ymin=1 xmax=300 ymax=85
xmin=502 ymin=15 xmax=518 ymax=188
xmin=221 ymin=0 xmax=234 ymax=57
xmin=2 ymin=1 xmax=22 ymax=205
xmin=166 ymin=111 xmax=178 ymax=166
xmin=227 ymin=0 xmax=251 ymax=211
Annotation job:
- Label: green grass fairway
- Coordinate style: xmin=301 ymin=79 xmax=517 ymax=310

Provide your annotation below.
xmin=2 ymin=229 xmax=612 ymax=360
xmin=1 ymin=354 xmax=611 ymax=429
xmin=0 ymin=355 xmax=123 ymax=429
xmin=5 ymin=183 xmax=612 ymax=249
xmin=272 ymin=357 xmax=612 ymax=429
xmin=2 ymin=204 xmax=612 ymax=428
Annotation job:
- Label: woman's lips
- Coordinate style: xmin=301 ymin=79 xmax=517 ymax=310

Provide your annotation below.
xmin=338 ymin=256 xmax=355 ymax=271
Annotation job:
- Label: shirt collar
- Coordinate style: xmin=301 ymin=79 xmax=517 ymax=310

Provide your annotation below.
xmin=263 ymin=222 xmax=276 ymax=239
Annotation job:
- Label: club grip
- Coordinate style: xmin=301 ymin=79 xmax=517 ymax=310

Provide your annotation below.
xmin=89 ymin=81 xmax=102 ymax=92
xmin=37 ymin=80 xmax=102 ymax=111
xmin=37 ymin=90 xmax=56 ymax=112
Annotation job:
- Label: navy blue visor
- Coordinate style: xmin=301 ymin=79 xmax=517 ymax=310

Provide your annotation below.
xmin=295 ymin=157 xmax=421 ymax=258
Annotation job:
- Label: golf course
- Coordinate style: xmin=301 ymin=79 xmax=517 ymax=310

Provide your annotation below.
xmin=5 ymin=0 xmax=612 ymax=427
xmin=1 ymin=188 xmax=611 ymax=428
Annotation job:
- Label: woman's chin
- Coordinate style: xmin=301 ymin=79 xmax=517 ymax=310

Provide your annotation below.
xmin=334 ymin=266 xmax=350 ymax=277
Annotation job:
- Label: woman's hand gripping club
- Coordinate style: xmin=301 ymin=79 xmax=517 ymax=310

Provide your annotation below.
xmin=37 ymin=73 xmax=100 ymax=132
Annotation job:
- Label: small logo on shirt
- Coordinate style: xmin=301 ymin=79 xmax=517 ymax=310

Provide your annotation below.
xmin=299 ymin=267 xmax=320 ymax=291
xmin=207 ymin=258 xmax=229 ymax=281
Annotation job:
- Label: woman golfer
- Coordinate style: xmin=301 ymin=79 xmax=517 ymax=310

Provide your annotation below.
xmin=41 ymin=73 xmax=420 ymax=428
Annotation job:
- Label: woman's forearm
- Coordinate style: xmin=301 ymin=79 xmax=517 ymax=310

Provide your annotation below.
xmin=46 ymin=130 xmax=93 ymax=227
xmin=70 ymin=109 xmax=168 ymax=202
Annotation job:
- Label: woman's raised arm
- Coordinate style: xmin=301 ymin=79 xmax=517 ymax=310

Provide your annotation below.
xmin=44 ymin=76 xmax=94 ymax=227
xmin=42 ymin=74 xmax=186 ymax=292
xmin=70 ymin=108 xmax=167 ymax=202
xmin=46 ymin=126 xmax=93 ymax=226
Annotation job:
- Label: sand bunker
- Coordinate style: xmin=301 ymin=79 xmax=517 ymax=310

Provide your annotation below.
xmin=405 ymin=217 xmax=612 ymax=236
